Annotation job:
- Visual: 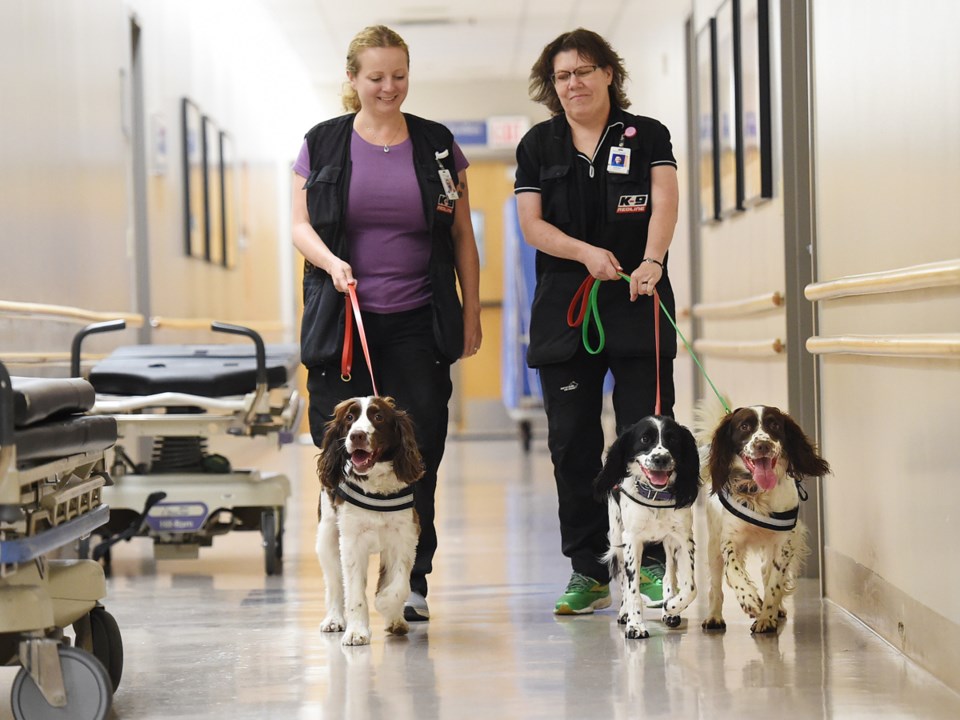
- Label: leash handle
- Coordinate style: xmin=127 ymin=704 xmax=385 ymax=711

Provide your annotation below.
xmin=341 ymin=283 xmax=379 ymax=397
xmin=565 ymin=276 xmax=605 ymax=355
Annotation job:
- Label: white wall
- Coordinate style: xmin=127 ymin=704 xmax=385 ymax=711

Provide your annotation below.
xmin=811 ymin=0 xmax=960 ymax=686
xmin=0 ymin=0 xmax=326 ymax=360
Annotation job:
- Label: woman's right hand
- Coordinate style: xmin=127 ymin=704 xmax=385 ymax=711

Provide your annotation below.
xmin=581 ymin=245 xmax=622 ymax=281
xmin=327 ymin=258 xmax=355 ymax=293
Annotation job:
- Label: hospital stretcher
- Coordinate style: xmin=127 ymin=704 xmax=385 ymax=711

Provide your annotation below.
xmin=1 ymin=361 xmax=122 ymax=720
xmin=73 ymin=321 xmax=303 ymax=576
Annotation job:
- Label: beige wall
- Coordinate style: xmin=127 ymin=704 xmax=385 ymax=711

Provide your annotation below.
xmin=811 ymin=0 xmax=960 ymax=687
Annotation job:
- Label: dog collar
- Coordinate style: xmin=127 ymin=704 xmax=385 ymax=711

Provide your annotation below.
xmin=616 ymin=483 xmax=677 ymax=509
xmin=336 ymin=479 xmax=415 ymax=512
xmin=718 ymin=487 xmax=798 ymax=531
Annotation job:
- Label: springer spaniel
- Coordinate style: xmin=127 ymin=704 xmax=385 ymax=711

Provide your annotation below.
xmin=698 ymin=404 xmax=830 ymax=634
xmin=315 ymin=396 xmax=424 ymax=646
xmin=595 ymin=416 xmax=701 ymax=639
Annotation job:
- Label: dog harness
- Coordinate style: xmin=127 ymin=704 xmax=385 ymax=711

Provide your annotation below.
xmin=336 ymin=477 xmax=415 ymax=513
xmin=718 ymin=486 xmax=799 ymax=531
xmin=616 ymin=483 xmax=677 ymax=509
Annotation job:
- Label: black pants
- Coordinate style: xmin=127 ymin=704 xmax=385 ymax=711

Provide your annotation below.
xmin=306 ymin=305 xmax=453 ymax=598
xmin=538 ymin=346 xmax=674 ymax=583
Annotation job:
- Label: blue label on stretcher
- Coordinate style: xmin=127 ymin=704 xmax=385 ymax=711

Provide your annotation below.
xmin=146 ymin=502 xmax=209 ymax=532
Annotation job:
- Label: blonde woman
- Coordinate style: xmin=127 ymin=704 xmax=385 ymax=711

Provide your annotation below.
xmin=292 ymin=25 xmax=482 ymax=622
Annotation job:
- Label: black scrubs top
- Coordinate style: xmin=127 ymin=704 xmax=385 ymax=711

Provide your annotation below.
xmin=514 ymin=106 xmax=679 ymax=367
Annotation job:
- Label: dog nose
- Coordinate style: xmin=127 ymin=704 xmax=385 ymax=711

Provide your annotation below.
xmin=753 ymin=439 xmax=774 ymax=456
xmin=349 ymin=430 xmax=368 ymax=447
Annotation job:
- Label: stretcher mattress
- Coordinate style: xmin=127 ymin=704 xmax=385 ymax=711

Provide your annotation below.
xmin=88 ymin=343 xmax=300 ymax=398
xmin=8 ymin=376 xmax=117 ymax=465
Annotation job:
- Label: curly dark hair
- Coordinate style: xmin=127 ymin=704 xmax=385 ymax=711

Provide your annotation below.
xmin=528 ymin=28 xmax=630 ymax=116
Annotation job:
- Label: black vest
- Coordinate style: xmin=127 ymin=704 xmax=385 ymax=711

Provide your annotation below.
xmin=298 ymin=113 xmax=464 ymax=367
xmin=518 ymin=109 xmax=678 ymax=366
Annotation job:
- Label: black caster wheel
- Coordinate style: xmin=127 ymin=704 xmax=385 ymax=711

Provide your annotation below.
xmin=89 ymin=606 xmax=124 ymax=691
xmin=261 ymin=509 xmax=283 ymax=576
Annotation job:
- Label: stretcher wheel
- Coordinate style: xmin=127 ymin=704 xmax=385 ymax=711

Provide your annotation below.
xmin=89 ymin=607 xmax=123 ymax=692
xmin=10 ymin=646 xmax=112 ymax=720
xmin=261 ymin=509 xmax=283 ymax=576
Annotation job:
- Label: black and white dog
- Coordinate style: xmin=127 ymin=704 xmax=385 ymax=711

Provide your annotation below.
xmin=595 ymin=416 xmax=701 ymax=639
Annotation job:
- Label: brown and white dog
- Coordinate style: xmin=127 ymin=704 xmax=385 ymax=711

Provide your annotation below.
xmin=698 ymin=402 xmax=830 ymax=634
xmin=316 ymin=396 xmax=423 ymax=646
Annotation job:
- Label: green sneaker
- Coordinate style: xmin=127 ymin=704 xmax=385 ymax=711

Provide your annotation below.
xmin=639 ymin=560 xmax=665 ymax=608
xmin=554 ymin=572 xmax=612 ymax=615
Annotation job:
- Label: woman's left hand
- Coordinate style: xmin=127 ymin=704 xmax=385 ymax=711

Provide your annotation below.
xmin=630 ymin=262 xmax=663 ymax=301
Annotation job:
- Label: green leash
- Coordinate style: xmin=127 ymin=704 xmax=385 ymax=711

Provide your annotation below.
xmin=566 ymin=273 xmax=731 ymax=414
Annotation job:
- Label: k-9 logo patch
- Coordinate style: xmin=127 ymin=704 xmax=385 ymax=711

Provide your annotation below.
xmin=616 ymin=194 xmax=649 ymax=214
xmin=436 ymin=195 xmax=455 ymax=214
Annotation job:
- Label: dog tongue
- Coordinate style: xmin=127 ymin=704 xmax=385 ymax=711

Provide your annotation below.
xmin=351 ymin=449 xmax=375 ymax=473
xmin=645 ymin=469 xmax=671 ymax=488
xmin=751 ymin=457 xmax=778 ymax=490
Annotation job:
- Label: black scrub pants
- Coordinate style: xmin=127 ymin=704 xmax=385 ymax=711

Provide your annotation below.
xmin=538 ymin=345 xmax=674 ymax=583
xmin=306 ymin=305 xmax=453 ymax=599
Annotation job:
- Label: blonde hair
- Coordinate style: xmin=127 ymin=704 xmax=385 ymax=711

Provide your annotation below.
xmin=341 ymin=25 xmax=410 ymax=113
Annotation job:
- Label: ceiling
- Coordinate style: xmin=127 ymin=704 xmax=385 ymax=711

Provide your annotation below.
xmin=262 ymin=0 xmax=640 ymax=94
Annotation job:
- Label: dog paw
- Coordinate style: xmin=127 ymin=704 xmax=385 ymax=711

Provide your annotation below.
xmin=617 ymin=612 xmax=629 ymax=625
xmin=750 ymin=617 xmax=778 ymax=634
xmin=625 ymin=624 xmax=650 ymax=640
xmin=778 ymin=608 xmax=787 ymax=619
xmin=342 ymin=628 xmax=371 ymax=646
xmin=662 ymin=614 xmax=681 ymax=628
xmin=320 ymin=616 xmax=346 ymax=633
xmin=386 ymin=618 xmax=409 ymax=636
xmin=701 ymin=617 xmax=726 ymax=631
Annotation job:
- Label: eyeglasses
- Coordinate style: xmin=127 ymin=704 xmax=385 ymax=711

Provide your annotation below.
xmin=551 ymin=65 xmax=599 ymax=84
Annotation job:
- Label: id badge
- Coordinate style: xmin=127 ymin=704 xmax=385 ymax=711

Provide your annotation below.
xmin=607 ymin=146 xmax=631 ymax=174
xmin=438 ymin=168 xmax=459 ymax=200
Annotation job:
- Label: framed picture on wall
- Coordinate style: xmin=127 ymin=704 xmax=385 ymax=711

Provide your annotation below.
xmin=203 ymin=115 xmax=223 ymax=265
xmin=740 ymin=0 xmax=774 ymax=203
xmin=220 ymin=131 xmax=238 ymax=269
xmin=696 ymin=19 xmax=721 ymax=223
xmin=181 ymin=98 xmax=205 ymax=258
xmin=716 ymin=0 xmax=741 ymax=215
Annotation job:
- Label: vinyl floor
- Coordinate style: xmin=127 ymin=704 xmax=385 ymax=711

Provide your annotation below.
xmin=4 ymin=434 xmax=958 ymax=719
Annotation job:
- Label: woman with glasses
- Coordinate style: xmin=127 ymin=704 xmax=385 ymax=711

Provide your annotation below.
xmin=292 ymin=25 xmax=482 ymax=624
xmin=514 ymin=28 xmax=679 ymax=615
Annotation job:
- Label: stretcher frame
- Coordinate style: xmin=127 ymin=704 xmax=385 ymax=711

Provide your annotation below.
xmin=74 ymin=320 xmax=302 ymax=576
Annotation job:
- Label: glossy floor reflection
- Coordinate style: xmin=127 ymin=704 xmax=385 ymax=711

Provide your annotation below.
xmin=4 ymin=435 xmax=958 ymax=719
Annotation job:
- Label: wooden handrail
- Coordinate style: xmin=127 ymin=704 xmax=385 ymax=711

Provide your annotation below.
xmin=805 ymin=259 xmax=960 ymax=301
xmin=692 ymin=291 xmax=784 ymax=319
xmin=0 ymin=352 xmax=109 ymax=366
xmin=0 ymin=301 xmax=285 ymax=335
xmin=692 ymin=338 xmax=785 ymax=357
xmin=806 ymin=334 xmax=960 ymax=359
xmin=0 ymin=300 xmax=144 ymax=327
xmin=149 ymin=317 xmax=285 ymax=333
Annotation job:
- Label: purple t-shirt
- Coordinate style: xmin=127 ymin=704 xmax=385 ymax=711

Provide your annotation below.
xmin=294 ymin=130 xmax=469 ymax=313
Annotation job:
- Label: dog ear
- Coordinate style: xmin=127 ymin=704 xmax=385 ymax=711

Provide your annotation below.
xmin=782 ymin=413 xmax=831 ymax=480
xmin=391 ymin=408 xmax=425 ymax=485
xmin=594 ymin=432 xmax=627 ymax=499
xmin=316 ymin=406 xmax=348 ymax=490
xmin=673 ymin=424 xmax=701 ymax=508
xmin=708 ymin=410 xmax=739 ymax=495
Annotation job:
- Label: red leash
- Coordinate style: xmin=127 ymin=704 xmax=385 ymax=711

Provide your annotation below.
xmin=341 ymin=283 xmax=379 ymax=397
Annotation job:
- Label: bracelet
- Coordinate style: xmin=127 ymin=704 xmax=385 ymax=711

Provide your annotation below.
xmin=642 ymin=258 xmax=664 ymax=269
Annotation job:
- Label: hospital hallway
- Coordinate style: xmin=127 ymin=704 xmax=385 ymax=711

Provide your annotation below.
xmin=3 ymin=433 xmax=958 ymax=720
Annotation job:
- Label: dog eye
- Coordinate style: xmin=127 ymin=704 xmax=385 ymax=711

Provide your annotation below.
xmin=345 ymin=413 xmax=355 ymax=422
xmin=373 ymin=413 xmax=384 ymax=422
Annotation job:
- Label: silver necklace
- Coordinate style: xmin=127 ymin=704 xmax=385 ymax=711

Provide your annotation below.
xmin=366 ymin=119 xmax=404 ymax=153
